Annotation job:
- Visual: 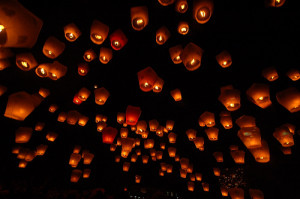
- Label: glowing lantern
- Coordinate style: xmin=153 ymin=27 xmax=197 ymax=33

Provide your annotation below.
xmin=137 ymin=120 xmax=147 ymax=133
xmin=153 ymin=77 xmax=164 ymax=93
xmin=187 ymin=164 xmax=193 ymax=173
xmin=167 ymin=164 xmax=173 ymax=173
xmin=180 ymin=157 xmax=189 ymax=170
xmin=42 ymin=36 xmax=65 ymax=59
xmin=37 ymin=88 xmax=49 ymax=99
xmin=221 ymin=187 xmax=229 ymax=197
xmin=246 ymin=83 xmax=272 ymax=108
xmin=46 ymin=132 xmax=58 ymax=142
xmin=35 ymin=63 xmax=50 ymax=78
xmin=144 ymin=139 xmax=154 ymax=149
xmin=141 ymin=130 xmax=149 ymax=139
xmin=265 ymin=0 xmax=286 ymax=7
xmin=273 ymin=126 xmax=294 ymax=147
xmin=156 ymin=151 xmax=163 ymax=160
xmin=0 ymin=0 xmax=43 ymax=48
xmin=198 ymin=118 xmax=205 ymax=127
xmin=102 ymin=127 xmax=118 ymax=144
xmin=73 ymin=145 xmax=81 ymax=154
xmin=94 ymin=87 xmax=110 ymax=105
xmin=175 ymin=0 xmax=188 ymax=13
xmin=205 ymin=127 xmax=219 ymax=141
xmin=130 ymin=153 xmax=137 ymax=162
xmin=126 ymin=105 xmax=141 ymax=125
xmin=202 ymin=182 xmax=210 ymax=192
xmin=170 ymin=88 xmax=182 ymax=101
xmin=0 ymin=59 xmax=10 ymax=70
xmin=158 ymin=0 xmax=175 ymax=6
xmin=73 ymin=94 xmax=82 ymax=105
xmin=137 ymin=67 xmax=158 ymax=92
xmin=57 ymin=112 xmax=67 ymax=122
xmin=90 ymin=20 xmax=109 ymax=45
xmin=156 ymin=126 xmax=164 ymax=137
xmin=175 ymin=154 xmax=180 ymax=162
xmin=193 ymin=0 xmax=214 ymax=24
xmin=195 ymin=173 xmax=202 ymax=181
xmin=131 ymin=6 xmax=148 ymax=31
xmin=25 ymin=151 xmax=35 ymax=162
xmin=69 ymin=153 xmax=81 ymax=167
xmin=117 ymin=112 xmax=125 ymax=124
xmin=110 ymin=144 xmax=117 ymax=152
xmin=213 ymin=152 xmax=223 ymax=163
xmin=115 ymin=155 xmax=121 ymax=163
xmin=156 ymin=26 xmax=170 ymax=45
xmin=187 ymin=182 xmax=194 ymax=191
xmin=159 ymin=169 xmax=165 ymax=176
xmin=99 ymin=47 xmax=113 ymax=64
xmin=36 ymin=144 xmax=48 ymax=156
xmin=229 ymin=188 xmax=244 ymax=199
xmin=70 ymin=169 xmax=82 ymax=183
xmin=15 ymin=127 xmax=32 ymax=143
xmin=150 ymin=149 xmax=156 ymax=157
xmin=135 ymin=138 xmax=140 ymax=146
xmin=149 ymin=119 xmax=159 ymax=131
xmin=276 ymin=87 xmax=300 ymax=113
xmin=48 ymin=61 xmax=67 ymax=80
xmin=142 ymin=155 xmax=149 ymax=164
xmin=4 ymin=91 xmax=43 ymax=121
xmin=131 ymin=125 xmax=137 ymax=131
xmin=231 ymin=150 xmax=245 ymax=164
xmin=16 ymin=52 xmax=37 ymax=71
xmin=134 ymin=175 xmax=141 ymax=183
xmin=110 ymin=29 xmax=128 ymax=50
xmin=185 ymin=129 xmax=196 ymax=141
xmin=168 ymin=147 xmax=176 ymax=157
xmin=236 ymin=115 xmax=256 ymax=128
xmin=0 ymin=85 xmax=7 ymax=96
xmin=83 ymin=169 xmax=91 ymax=179
xmin=216 ymin=50 xmax=232 ymax=68
xmin=169 ymin=45 xmax=183 ymax=64
xmin=123 ymin=162 xmax=130 ymax=172
xmin=219 ymin=85 xmax=241 ymax=111
xmin=200 ymin=111 xmax=215 ymax=127
xmin=181 ymin=42 xmax=203 ymax=71
xmin=180 ymin=169 xmax=187 ymax=178
xmin=286 ymin=68 xmax=300 ymax=81
xmin=121 ymin=138 xmax=135 ymax=157
xmin=19 ymin=160 xmax=27 ymax=168
xmin=76 ymin=87 xmax=90 ymax=102
xmin=194 ymin=137 xmax=204 ymax=149
xmin=35 ymin=122 xmax=45 ymax=131
xmin=281 ymin=123 xmax=295 ymax=135
xmin=168 ymin=132 xmax=177 ymax=143
xmin=66 ymin=110 xmax=80 ymax=125
xmin=95 ymin=114 xmax=107 ymax=123
xmin=78 ymin=63 xmax=89 ymax=76
xmin=249 ymin=189 xmax=264 ymax=199
xmin=78 ymin=115 xmax=89 ymax=126
xmin=83 ymin=49 xmax=96 ymax=62
xmin=64 ymin=23 xmax=81 ymax=42
xmin=83 ymin=152 xmax=94 ymax=164
xmin=213 ymin=167 xmax=221 ymax=176
xmin=238 ymin=127 xmax=262 ymax=149
xmin=120 ymin=128 xmax=129 ymax=138
xmin=249 ymin=140 xmax=270 ymax=163
xmin=190 ymin=174 xmax=196 ymax=181
xmin=177 ymin=21 xmax=189 ymax=35
xmin=262 ymin=67 xmax=278 ymax=81
xmin=220 ymin=116 xmax=233 ymax=129
xmin=165 ymin=120 xmax=174 ymax=131
xmin=12 ymin=146 xmax=20 ymax=154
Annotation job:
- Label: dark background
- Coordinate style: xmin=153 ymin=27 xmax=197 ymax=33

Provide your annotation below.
xmin=0 ymin=0 xmax=299 ymax=198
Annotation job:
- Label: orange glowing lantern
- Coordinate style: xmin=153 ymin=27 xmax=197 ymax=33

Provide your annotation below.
xmin=90 ymin=20 xmax=109 ymax=44
xmin=168 ymin=147 xmax=176 ymax=157
xmin=181 ymin=42 xmax=203 ymax=71
xmin=15 ymin=127 xmax=32 ymax=143
xmin=187 ymin=182 xmax=194 ymax=191
xmin=83 ymin=169 xmax=91 ymax=179
xmin=83 ymin=152 xmax=94 ymax=164
xmin=249 ymin=140 xmax=270 ymax=163
xmin=0 ymin=59 xmax=10 ymax=70
xmin=46 ymin=132 xmax=58 ymax=142
xmin=273 ymin=126 xmax=294 ymax=147
xmin=140 ymin=130 xmax=149 ymax=139
xmin=77 ymin=87 xmax=90 ymax=102
xmin=149 ymin=119 xmax=159 ymax=131
xmin=160 ymin=143 xmax=166 ymax=150
xmin=47 ymin=61 xmax=67 ymax=80
xmin=102 ymin=127 xmax=118 ymax=144
xmin=78 ymin=115 xmax=89 ymax=126
xmin=70 ymin=169 xmax=82 ymax=183
xmin=57 ymin=112 xmax=67 ymax=122
xmin=19 ymin=160 xmax=27 ymax=168
xmin=94 ymin=87 xmax=110 ymax=105
xmin=121 ymin=138 xmax=135 ymax=157
xmin=200 ymin=111 xmax=215 ymax=127
xmin=69 ymin=153 xmax=81 ymax=167
xmin=131 ymin=154 xmax=138 ymax=162
xmin=38 ymin=88 xmax=50 ymax=98
xmin=36 ymin=144 xmax=48 ymax=156
xmin=156 ymin=26 xmax=170 ymax=45
xmin=158 ymin=0 xmax=175 ymax=6
xmin=99 ymin=47 xmax=113 ymax=64
xmin=246 ymin=83 xmax=272 ymax=109
xmin=229 ymin=188 xmax=244 ymax=199
xmin=265 ymin=0 xmax=286 ymax=7
xmin=249 ymin=189 xmax=264 ymax=199
xmin=194 ymin=137 xmax=204 ymax=149
xmin=198 ymin=118 xmax=206 ymax=127
xmin=169 ymin=45 xmax=183 ymax=64
xmin=73 ymin=145 xmax=81 ymax=154
xmin=186 ymin=129 xmax=197 ymax=141
xmin=180 ymin=157 xmax=189 ymax=170
xmin=238 ymin=127 xmax=262 ymax=149
xmin=123 ymin=162 xmax=130 ymax=172
xmin=175 ymin=0 xmax=188 ymax=13
xmin=144 ymin=139 xmax=155 ymax=149
xmin=213 ymin=167 xmax=221 ymax=176
xmin=205 ymin=127 xmax=219 ymax=141
xmin=131 ymin=6 xmax=148 ymax=31
xmin=180 ymin=169 xmax=187 ymax=178
xmin=83 ymin=49 xmax=97 ymax=62
xmin=220 ymin=187 xmax=229 ymax=197
xmin=142 ymin=155 xmax=149 ymax=164
xmin=231 ymin=150 xmax=245 ymax=164
xmin=120 ymin=128 xmax=129 ymax=138
xmin=159 ymin=169 xmax=165 ymax=176
xmin=0 ymin=85 xmax=7 ymax=96
xmin=170 ymin=88 xmax=182 ymax=101
xmin=195 ymin=173 xmax=202 ymax=181
xmin=229 ymin=145 xmax=239 ymax=151
xmin=218 ymin=85 xmax=241 ymax=111
xmin=202 ymin=182 xmax=210 ymax=192
xmin=216 ymin=50 xmax=232 ymax=68
xmin=156 ymin=126 xmax=164 ymax=137
xmin=117 ymin=112 xmax=125 ymax=124
xmin=167 ymin=164 xmax=173 ymax=173
xmin=137 ymin=120 xmax=147 ymax=133
xmin=78 ymin=63 xmax=89 ymax=76
xmin=110 ymin=29 xmax=128 ymax=50
xmin=43 ymin=36 xmax=65 ymax=59
xmin=35 ymin=63 xmax=51 ymax=78
xmin=64 ymin=23 xmax=81 ymax=42
xmin=193 ymin=0 xmax=214 ymax=24
xmin=73 ymin=94 xmax=82 ymax=105
xmin=137 ymin=67 xmax=158 ymax=92
xmin=16 ymin=52 xmax=38 ymax=71
xmin=35 ymin=122 xmax=45 ymax=131
xmin=126 ymin=105 xmax=141 ymax=125
xmin=187 ymin=164 xmax=193 ymax=173
xmin=166 ymin=120 xmax=174 ymax=131
xmin=262 ymin=67 xmax=278 ymax=81
xmin=168 ymin=132 xmax=177 ymax=144
xmin=156 ymin=151 xmax=163 ymax=160
xmin=110 ymin=144 xmax=117 ymax=152
xmin=220 ymin=116 xmax=233 ymax=129
xmin=236 ymin=115 xmax=256 ymax=128
xmin=67 ymin=110 xmax=80 ymax=125
xmin=115 ymin=155 xmax=121 ymax=163
xmin=135 ymin=175 xmax=142 ymax=183
xmin=153 ymin=77 xmax=164 ymax=93
xmin=178 ymin=21 xmax=189 ymax=35
xmin=286 ymin=68 xmax=300 ymax=81
xmin=276 ymin=87 xmax=300 ymax=113
xmin=213 ymin=151 xmax=223 ymax=162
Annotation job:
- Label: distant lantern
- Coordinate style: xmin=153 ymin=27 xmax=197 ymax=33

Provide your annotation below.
xmin=110 ymin=144 xmax=117 ymax=152
xmin=156 ymin=126 xmax=164 ymax=137
xmin=95 ymin=114 xmax=107 ymax=123
xmin=156 ymin=151 xmax=163 ymax=160
xmin=169 ymin=45 xmax=183 ymax=64
xmin=205 ymin=127 xmax=219 ymax=141
xmin=231 ymin=150 xmax=245 ymax=164
xmin=194 ymin=137 xmax=204 ymax=149
xmin=19 ymin=160 xmax=28 ymax=168
xmin=142 ymin=155 xmax=149 ymax=164
xmin=123 ymin=162 xmax=131 ymax=172
xmin=180 ymin=157 xmax=189 ymax=170
xmin=170 ymin=89 xmax=182 ymax=101
xmin=186 ymin=129 xmax=197 ymax=141
xmin=150 ymin=149 xmax=156 ymax=157
xmin=38 ymin=88 xmax=50 ymax=98
xmin=69 ymin=153 xmax=81 ymax=167
xmin=135 ymin=138 xmax=141 ymax=146
xmin=0 ymin=59 xmax=10 ymax=70
xmin=35 ymin=122 xmax=45 ymax=131
xmin=117 ymin=112 xmax=126 ymax=124
xmin=64 ymin=23 xmax=81 ymax=42
xmin=158 ymin=0 xmax=175 ymax=6
xmin=195 ymin=173 xmax=202 ymax=181
xmin=218 ymin=85 xmax=241 ymax=111
xmin=193 ymin=0 xmax=214 ymax=24
xmin=220 ymin=187 xmax=229 ymax=197
xmin=73 ymin=94 xmax=82 ymax=105
xmin=83 ymin=49 xmax=97 ymax=62
xmin=131 ymin=125 xmax=137 ymax=131
xmin=249 ymin=189 xmax=264 ymax=199
xmin=276 ymin=87 xmax=300 ymax=113
xmin=198 ymin=118 xmax=205 ymax=127
xmin=78 ymin=115 xmax=89 ymax=126
xmin=120 ymin=128 xmax=129 ymax=138
xmin=236 ymin=115 xmax=256 ymax=128
xmin=167 ymin=164 xmax=173 ymax=173
xmin=42 ymin=36 xmax=65 ymax=59
xmin=246 ymin=83 xmax=272 ymax=109
xmin=213 ymin=167 xmax=221 ymax=176
xmin=83 ymin=152 xmax=94 ymax=164
xmin=141 ymin=131 xmax=149 ymax=139
xmin=202 ymin=182 xmax=210 ymax=192
xmin=220 ymin=116 xmax=233 ymax=129
xmin=135 ymin=175 xmax=142 ymax=183
xmin=73 ymin=145 xmax=81 ymax=154
xmin=180 ymin=169 xmax=187 ymax=178
xmin=286 ymin=68 xmax=300 ymax=81
xmin=187 ymin=182 xmax=194 ymax=192
xmin=159 ymin=169 xmax=165 ymax=176
xmin=190 ymin=174 xmax=196 ymax=181
xmin=77 ymin=87 xmax=91 ymax=102
xmin=273 ymin=126 xmax=294 ymax=147
xmin=90 ymin=20 xmax=109 ymax=45
xmin=149 ymin=119 xmax=159 ymax=131
xmin=83 ymin=169 xmax=91 ymax=179
xmin=229 ymin=188 xmax=244 ymax=199
xmin=0 ymin=85 xmax=6 ymax=96
xmin=70 ymin=169 xmax=82 ymax=183
xmin=99 ymin=47 xmax=113 ymax=64
xmin=4 ymin=91 xmax=43 ymax=121
xmin=15 ymin=127 xmax=32 ymax=143
xmin=36 ymin=144 xmax=48 ymax=156
xmin=262 ymin=67 xmax=278 ymax=81
xmin=178 ymin=21 xmax=189 ymax=35
xmin=137 ymin=120 xmax=147 ymax=133
xmin=115 ymin=155 xmax=121 ymax=163
xmin=213 ymin=152 xmax=223 ymax=163
xmin=265 ymin=0 xmax=286 ymax=7
xmin=175 ymin=0 xmax=188 ymax=13
xmin=153 ymin=77 xmax=164 ymax=93
xmin=156 ymin=26 xmax=170 ymax=45
xmin=67 ymin=110 xmax=80 ymax=125
xmin=216 ymin=50 xmax=232 ymax=68
xmin=137 ymin=67 xmax=158 ymax=92
xmin=166 ymin=120 xmax=175 ymax=131
xmin=110 ymin=29 xmax=128 ymax=50
xmin=16 ymin=52 xmax=38 ymax=71
xmin=181 ymin=42 xmax=203 ymax=71
xmin=200 ymin=111 xmax=215 ymax=127
xmin=126 ymin=105 xmax=142 ymax=125
xmin=168 ymin=132 xmax=177 ymax=143
xmin=160 ymin=142 xmax=166 ymax=150
xmin=144 ymin=139 xmax=155 ymax=149
xmin=94 ymin=87 xmax=110 ymax=105
xmin=131 ymin=6 xmax=148 ymax=31
xmin=57 ymin=112 xmax=67 ymax=122
xmin=168 ymin=147 xmax=176 ymax=157
xmin=238 ymin=127 xmax=262 ymax=149
xmin=187 ymin=164 xmax=193 ymax=173
xmin=78 ymin=63 xmax=89 ymax=76
xmin=121 ymin=138 xmax=135 ymax=157
xmin=249 ymin=140 xmax=270 ymax=163
xmin=97 ymin=121 xmax=107 ymax=132
xmin=46 ymin=132 xmax=58 ymax=142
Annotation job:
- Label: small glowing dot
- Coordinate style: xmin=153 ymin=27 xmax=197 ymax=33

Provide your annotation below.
xmin=200 ymin=10 xmax=206 ymax=18
xmin=80 ymin=69 xmax=86 ymax=74
xmin=68 ymin=33 xmax=74 ymax=39
xmin=258 ymin=96 xmax=264 ymax=100
xmin=181 ymin=27 xmax=187 ymax=33
xmin=52 ymin=73 xmax=57 ymax=78
xmin=190 ymin=58 xmax=195 ymax=65
xmin=136 ymin=19 xmax=144 ymax=25
xmin=94 ymin=85 xmax=98 ymax=89
xmin=86 ymin=54 xmax=91 ymax=60
xmin=222 ymin=61 xmax=227 ymax=66
xmin=158 ymin=35 xmax=163 ymax=42
xmin=144 ymin=82 xmax=149 ymax=87
xmin=40 ymin=68 xmax=46 ymax=75
xmin=180 ymin=4 xmax=186 ymax=10
xmin=114 ymin=41 xmax=120 ymax=47
xmin=175 ymin=55 xmax=180 ymax=60
xmin=48 ymin=50 xmax=53 ymax=55
xmin=154 ymin=86 xmax=159 ymax=90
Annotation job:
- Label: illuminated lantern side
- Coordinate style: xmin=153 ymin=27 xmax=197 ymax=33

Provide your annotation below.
xmin=168 ymin=147 xmax=176 ymax=157
xmin=16 ymin=52 xmax=38 ymax=71
xmin=156 ymin=26 xmax=171 ymax=45
xmin=67 ymin=110 xmax=80 ymax=125
xmin=181 ymin=42 xmax=203 ymax=71
xmin=202 ymin=182 xmax=209 ymax=192
xmin=117 ymin=112 xmax=126 ymax=124
xmin=83 ymin=152 xmax=94 ymax=164
xmin=97 ymin=121 xmax=107 ymax=132
xmin=73 ymin=94 xmax=82 ymax=105
xmin=19 ymin=160 xmax=27 ymax=168
xmin=205 ymin=127 xmax=219 ymax=141
xmin=69 ymin=153 xmax=81 ymax=167
xmin=36 ymin=144 xmax=48 ymax=156
xmin=35 ymin=63 xmax=51 ymax=78
xmin=126 ymin=105 xmax=141 ymax=125
xmin=137 ymin=67 xmax=158 ymax=92
xmin=131 ymin=6 xmax=149 ymax=31
xmin=170 ymin=89 xmax=182 ymax=101
xmin=73 ymin=145 xmax=81 ymax=154
xmin=180 ymin=169 xmax=187 ymax=178
xmin=276 ymin=87 xmax=300 ymax=113
xmin=99 ymin=47 xmax=113 ymax=64
xmin=286 ymin=68 xmax=300 ymax=81
xmin=83 ymin=49 xmax=97 ymax=62
xmin=94 ymin=87 xmax=110 ymax=105
xmin=220 ymin=116 xmax=233 ymax=129
xmin=249 ymin=140 xmax=270 ymax=163
xmin=213 ymin=151 xmax=223 ymax=162
xmin=265 ymin=0 xmax=286 ymax=7
xmin=246 ymin=83 xmax=272 ymax=109
xmin=166 ymin=120 xmax=175 ymax=131
xmin=120 ymin=128 xmax=129 ymax=138
xmin=200 ymin=111 xmax=215 ymax=127
xmin=238 ymin=127 xmax=262 ymax=149
xmin=142 ymin=155 xmax=149 ymax=164
xmin=78 ymin=115 xmax=89 ymax=126
xmin=110 ymin=29 xmax=128 ymax=50
xmin=135 ymin=175 xmax=141 ymax=183
xmin=216 ymin=50 xmax=232 ymax=68
xmin=0 ymin=59 xmax=10 ymax=70
xmin=169 ymin=45 xmax=183 ymax=64
xmin=38 ymin=88 xmax=50 ymax=98
xmin=168 ymin=132 xmax=177 ymax=143
xmin=220 ymin=186 xmax=229 ymax=197
xmin=42 ymin=37 xmax=65 ymax=59
xmin=193 ymin=0 xmax=214 ymax=24
xmin=57 ymin=112 xmax=67 ymax=122
xmin=137 ymin=120 xmax=147 ymax=133
xmin=218 ymin=85 xmax=241 ymax=111
xmin=194 ymin=137 xmax=204 ymax=149
xmin=195 ymin=173 xmax=202 ymax=181
xmin=175 ymin=0 xmax=188 ymax=13
xmin=180 ymin=157 xmax=189 ymax=170
xmin=34 ymin=122 xmax=45 ymax=131
xmin=149 ymin=119 xmax=159 ymax=131
xmin=64 ymin=23 xmax=81 ymax=42
xmin=46 ymin=132 xmax=58 ymax=142
xmin=15 ymin=127 xmax=32 ymax=143
xmin=78 ymin=87 xmax=91 ymax=101
xmin=90 ymin=20 xmax=109 ymax=45
xmin=262 ymin=67 xmax=278 ymax=81
xmin=186 ymin=129 xmax=197 ymax=141
xmin=78 ymin=63 xmax=89 ymax=76
xmin=123 ymin=162 xmax=130 ymax=172
xmin=83 ymin=169 xmax=91 ymax=178
xmin=153 ymin=77 xmax=164 ymax=93
xmin=187 ymin=181 xmax=194 ymax=191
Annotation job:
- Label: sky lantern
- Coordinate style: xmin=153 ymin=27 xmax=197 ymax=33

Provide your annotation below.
xmin=190 ymin=174 xmax=196 ymax=181
xmin=168 ymin=132 xmax=177 ymax=143
xmin=219 ymin=85 xmax=241 ymax=111
xmin=156 ymin=151 xmax=163 ymax=160
xmin=83 ymin=169 xmax=91 ymax=179
xmin=205 ymin=127 xmax=219 ymax=141
xmin=213 ymin=167 xmax=221 ymax=176
xmin=0 ymin=59 xmax=10 ymax=70
xmin=78 ymin=63 xmax=89 ymax=76
xmin=115 ymin=155 xmax=121 ymax=163
xmin=16 ymin=52 xmax=38 ymax=71
xmin=286 ymin=68 xmax=300 ymax=81
xmin=67 ymin=110 xmax=80 ymax=125
xmin=64 ymin=23 xmax=81 ymax=42
xmin=273 ymin=126 xmax=294 ymax=147
xmin=36 ymin=144 xmax=48 ymax=156
xmin=153 ymin=77 xmax=164 ymax=93
xmin=229 ymin=188 xmax=244 ymax=199
xmin=195 ymin=173 xmax=202 ymax=181
xmin=249 ymin=189 xmax=264 ymax=199
xmin=73 ymin=94 xmax=82 ymax=105
xmin=194 ymin=137 xmax=204 ymax=149
xmin=167 ymin=164 xmax=173 ymax=173
xmin=180 ymin=157 xmax=189 ymax=170
xmin=281 ymin=123 xmax=296 ymax=135
xmin=170 ymin=88 xmax=182 ymax=101
xmin=216 ymin=50 xmax=232 ymax=68
xmin=220 ymin=186 xmax=229 ymax=197
xmin=35 ymin=122 xmax=45 ymax=131
xmin=177 ymin=21 xmax=189 ymax=35
xmin=15 ymin=127 xmax=32 ymax=143
xmin=110 ymin=29 xmax=128 ymax=50
xmin=35 ymin=63 xmax=51 ymax=78
xmin=70 ymin=169 xmax=82 ymax=183
xmin=187 ymin=181 xmax=194 ymax=191
xmin=193 ymin=0 xmax=214 ymax=24
xmin=46 ymin=132 xmax=58 ymax=142
xmin=137 ymin=67 xmax=158 ymax=92
xmin=137 ymin=120 xmax=147 ymax=133
xmin=213 ymin=151 xmax=223 ymax=162
xmin=42 ymin=36 xmax=65 ymax=59
xmin=202 ymin=182 xmax=209 ymax=192
xmin=121 ymin=138 xmax=135 ymax=157
xmin=123 ymin=162 xmax=130 ymax=172
xmin=99 ymin=47 xmax=113 ymax=64
xmin=73 ymin=145 xmax=81 ymax=154
xmin=97 ymin=121 xmax=107 ymax=132
xmin=90 ymin=20 xmax=109 ymax=45
xmin=265 ymin=0 xmax=286 ymax=7
xmin=77 ymin=87 xmax=91 ymax=102
xmin=220 ymin=116 xmax=233 ymax=129
xmin=181 ymin=42 xmax=203 ymax=71
xmin=83 ymin=49 xmax=97 ymax=62
xmin=94 ymin=87 xmax=110 ymax=105
xmin=166 ymin=120 xmax=175 ymax=131
xmin=110 ymin=144 xmax=117 ymax=152
xmin=169 ymin=45 xmax=183 ymax=64
xmin=281 ymin=147 xmax=292 ymax=155
xmin=135 ymin=138 xmax=141 ymax=146
xmin=168 ymin=147 xmax=176 ymax=157
xmin=18 ymin=160 xmax=27 ymax=168
xmin=135 ymin=175 xmax=142 ymax=183
xmin=144 ymin=139 xmax=155 ymax=149
xmin=131 ymin=6 xmax=148 ymax=31
xmin=160 ymin=142 xmax=166 ymax=150
xmin=83 ymin=152 xmax=94 ymax=164
xmin=186 ymin=129 xmax=197 ymax=141
xmin=120 ymin=128 xmax=129 ymax=138
xmin=249 ymin=140 xmax=270 ymax=163
xmin=200 ymin=111 xmax=215 ymax=127
xmin=262 ymin=67 xmax=278 ymax=81
xmin=156 ymin=126 xmax=164 ymax=137
xmin=47 ymin=61 xmax=68 ymax=80
xmin=158 ymin=0 xmax=175 ymax=6
xmin=69 ymin=153 xmax=81 ymax=167
xmin=117 ymin=112 xmax=125 ymax=124
xmin=78 ymin=115 xmax=89 ymax=126
xmin=276 ymin=87 xmax=300 ymax=113
xmin=149 ymin=119 xmax=159 ymax=131
xmin=175 ymin=0 xmax=188 ymax=13
xmin=180 ymin=169 xmax=187 ymax=178
xmin=156 ymin=26 xmax=170 ymax=45
xmin=57 ymin=112 xmax=67 ymax=122
xmin=187 ymin=164 xmax=193 ymax=173
xmin=126 ymin=105 xmax=141 ymax=125
xmin=246 ymin=83 xmax=272 ymax=109
xmin=231 ymin=150 xmax=245 ymax=164
xmin=38 ymin=88 xmax=50 ymax=98
xmin=95 ymin=114 xmax=107 ymax=123
xmin=238 ymin=127 xmax=262 ymax=149
xmin=236 ymin=115 xmax=256 ymax=128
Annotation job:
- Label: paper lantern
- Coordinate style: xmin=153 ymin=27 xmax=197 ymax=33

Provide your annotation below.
xmin=249 ymin=189 xmax=264 ymax=199
xmin=12 ymin=146 xmax=20 ymax=154
xmin=198 ymin=118 xmax=205 ymax=127
xmin=94 ymin=87 xmax=110 ymax=105
xmin=177 ymin=21 xmax=189 ymax=35
xmin=149 ymin=119 xmax=159 ymax=131
xmin=186 ymin=129 xmax=197 ymax=141
xmin=220 ymin=116 xmax=233 ymax=129
xmin=115 ymin=155 xmax=121 ymax=163
xmin=156 ymin=26 xmax=170 ymax=45
xmin=219 ymin=85 xmax=241 ymax=111
xmin=205 ymin=127 xmax=219 ymax=141
xmin=187 ymin=164 xmax=193 ymax=173
xmin=200 ymin=111 xmax=215 ymax=127
xmin=276 ymin=87 xmax=300 ymax=113
xmin=156 ymin=126 xmax=164 ymax=137
xmin=195 ymin=173 xmax=202 ymax=181
xmin=4 ymin=91 xmax=43 ymax=121
xmin=229 ymin=188 xmax=244 ymax=199
xmin=160 ymin=142 xmax=166 ymax=150
xmin=16 ymin=52 xmax=37 ymax=71
xmin=126 ymin=105 xmax=141 ymax=125
xmin=36 ymin=144 xmax=48 ymax=156
xmin=18 ymin=160 xmax=27 ymax=168
xmin=57 ymin=112 xmax=67 ymax=122
xmin=70 ymin=169 xmax=82 ymax=183
xmin=220 ymin=187 xmax=229 ymax=197
xmin=174 ymin=154 xmax=180 ymax=162
xmin=38 ymin=88 xmax=50 ymax=98
xmin=137 ymin=67 xmax=158 ymax=92
xmin=123 ymin=162 xmax=130 ymax=172
xmin=180 ymin=169 xmax=187 ymax=178
xmin=42 ymin=37 xmax=65 ymax=59
xmin=249 ymin=140 xmax=270 ymax=163
xmin=131 ymin=6 xmax=148 ymax=31
xmin=165 ymin=120 xmax=174 ymax=131
xmin=110 ymin=29 xmax=128 ymax=50
xmin=34 ymin=122 xmax=45 ymax=131
xmin=180 ymin=157 xmax=189 ymax=170
xmin=83 ymin=49 xmax=97 ymax=62
xmin=90 ymin=20 xmax=109 ymax=44
xmin=130 ymin=153 xmax=138 ymax=162
xmin=102 ymin=127 xmax=118 ymax=144
xmin=193 ymin=0 xmax=214 ymax=24
xmin=246 ymin=83 xmax=272 ymax=109
xmin=181 ymin=42 xmax=203 ymax=71
xmin=120 ymin=128 xmax=129 ymax=138
xmin=238 ymin=127 xmax=262 ymax=149
xmin=0 ymin=59 xmax=10 ymax=70
xmin=194 ymin=137 xmax=204 ymax=149
xmin=144 ymin=139 xmax=154 ymax=149
xmin=99 ymin=47 xmax=113 ymax=64
xmin=69 ymin=153 xmax=81 ymax=167
xmin=78 ymin=63 xmax=89 ymax=76
xmin=216 ymin=50 xmax=232 ymax=68
xmin=286 ymin=68 xmax=300 ymax=81
xmin=158 ymin=0 xmax=175 ymax=6
xmin=134 ymin=175 xmax=142 ymax=183
xmin=159 ymin=169 xmax=164 ymax=176
xmin=15 ymin=127 xmax=32 ymax=143
xmin=95 ymin=114 xmax=107 ymax=123
xmin=117 ymin=112 xmax=125 ymax=124
xmin=137 ymin=120 xmax=147 ymax=133
xmin=46 ymin=132 xmax=58 ymax=142
xmin=83 ymin=169 xmax=91 ymax=179
xmin=141 ymin=130 xmax=149 ymax=139
xmin=142 ymin=155 xmax=149 ymax=164
xmin=265 ymin=0 xmax=286 ymax=7
xmin=168 ymin=132 xmax=177 ymax=144
xmin=187 ymin=182 xmax=194 ymax=192
xmin=67 ymin=110 xmax=80 ymax=125
xmin=175 ymin=0 xmax=188 ymax=13
xmin=24 ymin=150 xmax=35 ymax=162
xmin=167 ymin=164 xmax=173 ymax=173
xmin=0 ymin=0 xmax=43 ymax=48
xmin=231 ymin=150 xmax=245 ymax=164
xmin=121 ymin=138 xmax=135 ymax=157
xmin=64 ymin=23 xmax=81 ymax=42
xmin=213 ymin=152 xmax=223 ymax=163
xmin=236 ymin=115 xmax=256 ymax=128
xmin=35 ymin=63 xmax=50 ymax=78
xmin=170 ymin=89 xmax=182 ymax=101
xmin=262 ymin=67 xmax=278 ymax=81
xmin=83 ymin=152 xmax=94 ymax=165
xmin=273 ymin=126 xmax=294 ymax=147
xmin=110 ymin=144 xmax=117 ymax=152
xmin=73 ymin=94 xmax=82 ymax=105
xmin=156 ymin=151 xmax=163 ymax=160
xmin=73 ymin=145 xmax=81 ymax=154
xmin=169 ymin=45 xmax=183 ymax=64
xmin=78 ymin=115 xmax=89 ymax=126
xmin=213 ymin=167 xmax=221 ymax=176
xmin=49 ymin=61 xmax=68 ymax=80
xmin=168 ymin=147 xmax=176 ymax=157
xmin=202 ymin=182 xmax=209 ymax=192
xmin=153 ymin=77 xmax=164 ymax=93
xmin=76 ymin=87 xmax=90 ymax=102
